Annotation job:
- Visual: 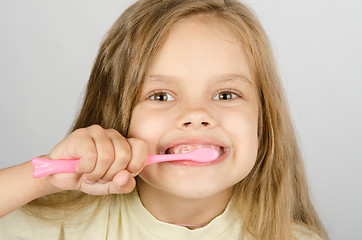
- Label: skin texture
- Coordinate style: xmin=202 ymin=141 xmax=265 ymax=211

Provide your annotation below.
xmin=128 ymin=17 xmax=259 ymax=226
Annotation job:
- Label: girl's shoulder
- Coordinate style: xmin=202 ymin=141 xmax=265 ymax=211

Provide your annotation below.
xmin=292 ymin=224 xmax=323 ymax=240
xmin=0 ymin=208 xmax=62 ymax=239
xmin=0 ymin=195 xmax=118 ymax=240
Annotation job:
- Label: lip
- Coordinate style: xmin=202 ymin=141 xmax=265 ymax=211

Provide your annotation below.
xmin=158 ymin=137 xmax=231 ymax=166
xmin=168 ymin=149 xmax=230 ymax=166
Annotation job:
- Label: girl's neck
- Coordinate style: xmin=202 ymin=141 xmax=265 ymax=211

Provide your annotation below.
xmin=136 ymin=178 xmax=231 ymax=229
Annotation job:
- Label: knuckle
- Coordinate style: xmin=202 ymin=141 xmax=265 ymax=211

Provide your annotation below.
xmin=89 ymin=124 xmax=102 ymax=130
xmin=128 ymin=139 xmax=149 ymax=173
xmin=128 ymin=161 xmax=143 ymax=174
xmin=117 ymin=148 xmax=132 ymax=162
xmin=138 ymin=141 xmax=148 ymax=152
xmin=137 ymin=138 xmax=148 ymax=148
xmin=88 ymin=124 xmax=105 ymax=135
xmin=107 ymin=128 xmax=122 ymax=136
xmin=130 ymin=138 xmax=147 ymax=147
xmin=99 ymin=152 xmax=114 ymax=165
xmin=130 ymin=138 xmax=149 ymax=156
xmin=72 ymin=128 xmax=87 ymax=137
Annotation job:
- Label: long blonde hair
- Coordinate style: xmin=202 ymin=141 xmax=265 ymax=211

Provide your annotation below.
xmin=24 ymin=0 xmax=327 ymax=239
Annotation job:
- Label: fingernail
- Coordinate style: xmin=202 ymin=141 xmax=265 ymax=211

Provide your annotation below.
xmin=84 ymin=179 xmax=95 ymax=184
xmin=98 ymin=179 xmax=107 ymax=184
xmin=130 ymin=173 xmax=137 ymax=177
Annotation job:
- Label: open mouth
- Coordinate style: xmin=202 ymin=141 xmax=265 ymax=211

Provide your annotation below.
xmin=165 ymin=144 xmax=224 ymax=157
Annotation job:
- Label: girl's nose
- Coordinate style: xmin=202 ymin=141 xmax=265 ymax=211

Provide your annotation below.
xmin=177 ymin=107 xmax=215 ymax=130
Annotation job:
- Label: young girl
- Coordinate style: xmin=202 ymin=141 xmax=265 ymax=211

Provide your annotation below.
xmin=0 ymin=0 xmax=328 ymax=239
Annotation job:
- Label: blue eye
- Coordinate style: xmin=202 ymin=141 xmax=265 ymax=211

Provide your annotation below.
xmin=213 ymin=91 xmax=239 ymax=101
xmin=149 ymin=92 xmax=175 ymax=101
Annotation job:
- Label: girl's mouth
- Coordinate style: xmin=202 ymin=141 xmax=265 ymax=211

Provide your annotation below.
xmin=163 ymin=144 xmax=228 ymax=166
xmin=165 ymin=144 xmax=224 ymax=156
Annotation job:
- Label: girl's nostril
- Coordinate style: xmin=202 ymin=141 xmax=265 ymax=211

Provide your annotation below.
xmin=183 ymin=121 xmax=210 ymax=127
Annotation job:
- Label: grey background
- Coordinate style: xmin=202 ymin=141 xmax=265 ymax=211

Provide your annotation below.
xmin=0 ymin=1 xmax=361 ymax=239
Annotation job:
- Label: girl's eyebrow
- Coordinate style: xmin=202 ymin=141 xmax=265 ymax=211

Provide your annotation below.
xmin=215 ymin=74 xmax=252 ymax=85
xmin=146 ymin=74 xmax=179 ymax=83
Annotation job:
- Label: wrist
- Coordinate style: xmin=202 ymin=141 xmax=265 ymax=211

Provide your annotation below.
xmin=0 ymin=161 xmax=62 ymax=217
xmin=30 ymin=162 xmax=62 ymax=197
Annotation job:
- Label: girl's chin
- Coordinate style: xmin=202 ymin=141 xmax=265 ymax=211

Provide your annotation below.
xmin=138 ymin=174 xmax=233 ymax=200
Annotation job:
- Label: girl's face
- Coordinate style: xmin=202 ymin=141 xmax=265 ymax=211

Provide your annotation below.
xmin=128 ymin=17 xmax=259 ymax=201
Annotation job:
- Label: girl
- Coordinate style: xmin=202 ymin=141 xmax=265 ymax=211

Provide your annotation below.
xmin=0 ymin=0 xmax=328 ymax=239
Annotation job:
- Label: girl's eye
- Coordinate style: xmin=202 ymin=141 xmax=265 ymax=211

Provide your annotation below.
xmin=213 ymin=91 xmax=240 ymax=101
xmin=148 ymin=92 xmax=175 ymax=101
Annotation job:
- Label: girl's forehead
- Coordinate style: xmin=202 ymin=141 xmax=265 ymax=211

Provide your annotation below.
xmin=171 ymin=15 xmax=245 ymax=43
xmin=146 ymin=17 xmax=253 ymax=83
xmin=144 ymin=73 xmax=252 ymax=87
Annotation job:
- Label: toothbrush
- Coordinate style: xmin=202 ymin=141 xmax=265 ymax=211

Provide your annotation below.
xmin=31 ymin=148 xmax=219 ymax=178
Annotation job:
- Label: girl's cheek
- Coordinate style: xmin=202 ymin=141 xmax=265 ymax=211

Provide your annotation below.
xmin=129 ymin=107 xmax=171 ymax=153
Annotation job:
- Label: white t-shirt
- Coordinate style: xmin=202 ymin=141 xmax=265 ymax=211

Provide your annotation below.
xmin=0 ymin=190 xmax=321 ymax=240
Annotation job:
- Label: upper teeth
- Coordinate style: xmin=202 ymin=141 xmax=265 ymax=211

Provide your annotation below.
xmin=167 ymin=144 xmax=222 ymax=155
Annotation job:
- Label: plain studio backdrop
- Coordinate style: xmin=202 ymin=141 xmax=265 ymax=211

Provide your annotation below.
xmin=0 ymin=0 xmax=361 ymax=239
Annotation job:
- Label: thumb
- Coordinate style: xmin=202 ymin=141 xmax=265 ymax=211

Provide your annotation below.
xmin=108 ymin=170 xmax=136 ymax=194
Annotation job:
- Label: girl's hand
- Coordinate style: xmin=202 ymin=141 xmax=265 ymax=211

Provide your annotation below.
xmin=41 ymin=125 xmax=148 ymax=195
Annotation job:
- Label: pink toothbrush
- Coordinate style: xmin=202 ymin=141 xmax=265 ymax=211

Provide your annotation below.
xmin=31 ymin=148 xmax=219 ymax=178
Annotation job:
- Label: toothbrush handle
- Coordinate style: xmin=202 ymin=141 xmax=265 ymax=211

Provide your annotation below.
xmin=31 ymin=158 xmax=79 ymax=178
xmin=147 ymin=153 xmax=186 ymax=165
xmin=31 ymin=152 xmax=194 ymax=178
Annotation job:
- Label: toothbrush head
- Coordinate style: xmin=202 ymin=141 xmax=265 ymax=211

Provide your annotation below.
xmin=186 ymin=148 xmax=220 ymax=162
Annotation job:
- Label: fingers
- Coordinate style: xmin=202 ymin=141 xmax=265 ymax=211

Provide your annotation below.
xmin=79 ymin=127 xmax=120 ymax=182
xmin=126 ymin=138 xmax=149 ymax=176
xmin=108 ymin=170 xmax=136 ymax=194
xmin=77 ymin=126 xmax=115 ymax=176
xmin=76 ymin=125 xmax=148 ymax=182
xmin=79 ymin=170 xmax=136 ymax=195
xmin=99 ymin=130 xmax=132 ymax=182
xmin=47 ymin=124 xmax=148 ymax=195
xmin=81 ymin=136 xmax=147 ymax=196
xmin=81 ymin=128 xmax=148 ymax=183
xmin=78 ymin=125 xmax=131 ymax=183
